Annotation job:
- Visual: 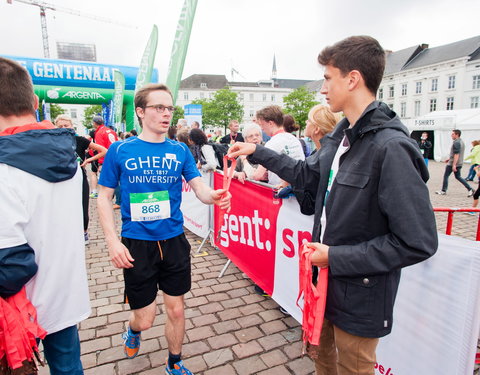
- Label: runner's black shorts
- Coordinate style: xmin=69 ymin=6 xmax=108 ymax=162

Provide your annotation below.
xmin=121 ymin=233 xmax=191 ymax=310
xmin=91 ymin=160 xmax=99 ymax=173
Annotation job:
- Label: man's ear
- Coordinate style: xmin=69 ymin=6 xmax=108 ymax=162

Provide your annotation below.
xmin=135 ymin=107 xmax=144 ymax=120
xmin=33 ymin=95 xmax=39 ymax=111
xmin=348 ymin=70 xmax=362 ymax=91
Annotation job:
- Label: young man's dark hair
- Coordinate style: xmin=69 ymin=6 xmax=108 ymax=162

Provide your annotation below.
xmin=256 ymin=105 xmax=284 ymax=126
xmin=134 ymin=84 xmax=173 ymax=127
xmin=453 ymin=129 xmax=462 ymax=137
xmin=318 ymin=35 xmax=385 ymax=95
xmin=0 ymin=57 xmax=36 ymax=117
xmin=92 ymin=115 xmax=104 ymax=125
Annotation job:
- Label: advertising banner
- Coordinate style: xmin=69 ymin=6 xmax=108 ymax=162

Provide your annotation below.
xmin=113 ymin=70 xmax=125 ymax=131
xmin=133 ymin=25 xmax=159 ymax=132
xmin=184 ymin=104 xmax=203 ymax=128
xmin=3 ymin=55 xmax=158 ymax=91
xmin=166 ymin=0 xmax=198 ymax=103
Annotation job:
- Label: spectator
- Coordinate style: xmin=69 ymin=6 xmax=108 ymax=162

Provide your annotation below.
xmin=189 ymin=128 xmax=218 ymax=172
xmin=418 ymin=132 xmax=433 ymax=166
xmin=220 ymin=120 xmax=244 ymax=144
xmin=283 ymin=114 xmax=310 ymax=157
xmin=304 ymin=104 xmax=340 ymax=153
xmin=234 ymin=123 xmax=263 ymax=183
xmin=465 ymin=140 xmax=480 ymax=181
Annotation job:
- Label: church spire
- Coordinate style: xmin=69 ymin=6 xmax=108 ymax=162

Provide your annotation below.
xmin=271 ymin=54 xmax=277 ymax=79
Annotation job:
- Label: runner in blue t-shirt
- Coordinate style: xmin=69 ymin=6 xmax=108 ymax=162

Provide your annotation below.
xmin=97 ymin=84 xmax=231 ymax=375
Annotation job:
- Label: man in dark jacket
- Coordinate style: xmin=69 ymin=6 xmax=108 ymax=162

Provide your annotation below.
xmin=229 ymin=36 xmax=438 ymax=375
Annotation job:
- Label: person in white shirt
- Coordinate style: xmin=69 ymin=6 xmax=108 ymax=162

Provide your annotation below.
xmin=253 ymin=105 xmax=305 ymax=186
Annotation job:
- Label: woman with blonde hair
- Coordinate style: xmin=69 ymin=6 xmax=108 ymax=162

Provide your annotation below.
xmin=304 ymin=104 xmax=340 ymax=152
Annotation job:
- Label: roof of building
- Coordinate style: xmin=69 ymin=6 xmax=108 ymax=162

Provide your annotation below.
xmin=273 ymin=78 xmax=312 ymax=89
xmin=179 ymin=74 xmax=228 ymax=89
xmin=384 ymin=45 xmax=427 ymax=76
xmin=403 ymin=35 xmax=480 ymax=70
xmin=305 ymin=79 xmax=324 ymax=91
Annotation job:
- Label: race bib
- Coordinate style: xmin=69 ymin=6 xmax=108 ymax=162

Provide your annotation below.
xmin=130 ymin=191 xmax=171 ymax=221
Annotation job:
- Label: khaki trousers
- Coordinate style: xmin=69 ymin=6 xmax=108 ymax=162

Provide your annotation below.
xmin=313 ymin=319 xmax=379 ymax=375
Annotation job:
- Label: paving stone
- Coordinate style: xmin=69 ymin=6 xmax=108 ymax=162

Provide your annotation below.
xmin=232 ymin=340 xmax=264 ymax=358
xmin=202 ymin=348 xmax=234 ymax=367
xmin=287 ymin=356 xmax=316 ymax=375
xmin=258 ymin=365 xmax=293 ymax=375
xmin=260 ymin=319 xmax=288 ymax=335
xmin=203 ymin=364 xmax=237 ymax=375
xmin=237 ymin=314 xmax=264 ymax=328
xmin=260 ymin=348 xmax=289 ymax=367
xmin=232 ymin=355 xmax=268 ymax=374
xmin=191 ymin=313 xmax=219 ymax=327
xmin=212 ymin=319 xmax=241 ymax=335
xmin=258 ymin=332 xmax=288 ymax=351
xmin=234 ymin=326 xmax=263 ymax=343
xmin=84 ymin=363 xmax=115 ymax=375
xmin=186 ymin=325 xmax=215 ymax=341
xmin=117 ymin=356 xmax=151 ymax=375
xmin=207 ymin=332 xmax=238 ymax=349
xmin=182 ymin=340 xmax=211 ymax=357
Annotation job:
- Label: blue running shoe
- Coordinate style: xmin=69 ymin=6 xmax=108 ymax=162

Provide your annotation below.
xmin=122 ymin=327 xmax=141 ymax=358
xmin=165 ymin=360 xmax=194 ymax=375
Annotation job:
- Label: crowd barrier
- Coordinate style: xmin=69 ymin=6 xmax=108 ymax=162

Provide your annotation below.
xmin=182 ymin=170 xmax=480 ymax=375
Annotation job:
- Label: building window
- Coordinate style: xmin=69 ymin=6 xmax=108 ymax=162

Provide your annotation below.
xmin=414 ymin=100 xmax=421 ymax=116
xmin=400 ymin=102 xmax=406 ymax=117
xmin=249 ymin=93 xmax=254 ymax=101
xmin=431 ymin=78 xmax=438 ymax=92
xmin=70 ymin=109 xmax=77 ymax=119
xmin=239 ymin=93 xmax=244 ymax=101
xmin=446 ymin=97 xmax=454 ymax=110
xmin=401 ymin=84 xmax=407 ymax=96
xmin=471 ymin=97 xmax=479 ymax=108
xmin=199 ymin=92 xmax=204 ymax=99
xmin=429 ymin=98 xmax=437 ymax=112
xmin=415 ymin=81 xmax=422 ymax=94
xmin=271 ymin=94 xmax=275 ymax=102
xmin=388 ymin=86 xmax=394 ymax=98
xmin=448 ymin=75 xmax=456 ymax=89
xmin=473 ymin=75 xmax=480 ymax=90
xmin=262 ymin=94 xmax=267 ymax=101
xmin=200 ymin=82 xmax=207 ymax=89
xmin=183 ymin=92 xmax=189 ymax=100
xmin=249 ymin=109 xmax=254 ymax=117
xmin=378 ymin=88 xmax=383 ymax=100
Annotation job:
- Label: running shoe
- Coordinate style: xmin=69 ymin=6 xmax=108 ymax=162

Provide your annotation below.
xmin=122 ymin=327 xmax=141 ymax=359
xmin=254 ymin=285 xmax=270 ymax=297
xmin=84 ymin=232 xmax=89 ymax=244
xmin=165 ymin=360 xmax=194 ymax=375
xmin=435 ymin=190 xmax=446 ymax=195
xmin=468 ymin=189 xmax=474 ymax=197
xmin=89 ymin=192 xmax=98 ymax=198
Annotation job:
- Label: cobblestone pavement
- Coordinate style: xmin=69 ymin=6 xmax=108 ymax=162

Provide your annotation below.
xmin=38 ymin=161 xmax=478 ymax=375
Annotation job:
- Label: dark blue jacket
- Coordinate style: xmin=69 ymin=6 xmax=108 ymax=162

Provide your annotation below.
xmin=249 ymin=101 xmax=438 ymax=338
xmin=0 ymin=127 xmax=77 ymax=298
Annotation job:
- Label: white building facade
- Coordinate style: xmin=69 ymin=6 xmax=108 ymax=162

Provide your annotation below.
xmin=379 ymin=36 xmax=480 ymax=120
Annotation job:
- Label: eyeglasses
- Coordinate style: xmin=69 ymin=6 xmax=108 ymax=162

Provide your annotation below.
xmin=145 ymin=104 xmax=176 ymax=113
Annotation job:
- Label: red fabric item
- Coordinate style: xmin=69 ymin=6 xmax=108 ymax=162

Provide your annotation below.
xmin=297 ymin=244 xmax=328 ymax=346
xmin=0 ymin=288 xmax=46 ymax=370
xmin=94 ymin=125 xmax=118 ymax=164
xmin=0 ymin=120 xmax=54 ymax=136
xmin=216 ymin=155 xmax=236 ymax=242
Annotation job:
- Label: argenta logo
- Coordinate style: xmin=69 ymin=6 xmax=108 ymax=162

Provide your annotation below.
xmin=47 ymin=88 xmax=60 ymax=99
xmin=62 ymin=91 xmax=106 ymax=100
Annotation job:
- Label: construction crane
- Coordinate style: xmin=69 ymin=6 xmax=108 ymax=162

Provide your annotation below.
xmin=7 ymin=0 xmax=136 ymax=58
xmin=231 ymin=66 xmax=246 ymax=81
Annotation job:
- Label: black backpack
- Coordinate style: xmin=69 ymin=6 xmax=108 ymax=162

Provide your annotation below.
xmin=209 ymin=143 xmax=230 ymax=169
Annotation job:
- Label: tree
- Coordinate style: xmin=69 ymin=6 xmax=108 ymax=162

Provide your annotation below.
xmin=171 ymin=105 xmax=185 ymax=127
xmin=192 ymin=88 xmax=243 ymax=132
xmin=38 ymin=103 xmax=65 ymax=122
xmin=282 ymin=86 xmax=319 ymax=133
xmin=83 ymin=105 xmax=103 ymax=129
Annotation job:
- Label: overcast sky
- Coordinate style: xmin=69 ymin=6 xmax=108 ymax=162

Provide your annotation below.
xmin=1 ymin=0 xmax=479 ymax=82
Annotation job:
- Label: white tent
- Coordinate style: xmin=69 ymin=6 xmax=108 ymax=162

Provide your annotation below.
xmin=405 ymin=109 xmax=480 ymax=161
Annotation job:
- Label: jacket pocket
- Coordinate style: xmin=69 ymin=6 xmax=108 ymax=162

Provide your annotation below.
xmin=339 ymin=276 xmax=379 ymax=320
xmin=335 ymin=171 xmax=370 ymax=188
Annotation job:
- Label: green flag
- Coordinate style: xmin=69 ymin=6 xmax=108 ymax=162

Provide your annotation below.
xmin=113 ymin=69 xmax=125 ymax=131
xmin=166 ymin=0 xmax=198 ymax=104
xmin=133 ymin=25 xmax=159 ymax=132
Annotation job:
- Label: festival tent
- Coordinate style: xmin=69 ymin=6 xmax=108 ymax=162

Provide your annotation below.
xmin=405 ymin=109 xmax=480 ymax=161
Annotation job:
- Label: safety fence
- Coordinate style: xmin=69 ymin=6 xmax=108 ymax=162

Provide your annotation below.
xmin=434 ymin=207 xmax=480 ymax=241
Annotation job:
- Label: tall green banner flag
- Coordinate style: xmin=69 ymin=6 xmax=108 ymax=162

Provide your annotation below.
xmin=166 ymin=0 xmax=198 ymax=104
xmin=132 ymin=25 xmax=159 ymax=132
xmin=113 ymin=70 xmax=125 ymax=131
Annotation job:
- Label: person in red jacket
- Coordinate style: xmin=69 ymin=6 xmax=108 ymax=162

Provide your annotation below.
xmin=90 ymin=115 xmax=118 ymax=198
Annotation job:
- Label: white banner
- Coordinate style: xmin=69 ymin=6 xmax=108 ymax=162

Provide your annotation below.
xmin=375 ymin=233 xmax=480 ymax=375
xmin=181 ymin=170 xmax=212 ymax=238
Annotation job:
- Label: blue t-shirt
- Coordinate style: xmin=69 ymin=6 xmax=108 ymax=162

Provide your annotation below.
xmin=99 ymin=137 xmax=201 ymax=240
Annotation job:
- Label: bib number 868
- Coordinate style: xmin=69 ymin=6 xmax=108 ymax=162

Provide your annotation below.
xmin=142 ymin=205 xmax=161 ymax=214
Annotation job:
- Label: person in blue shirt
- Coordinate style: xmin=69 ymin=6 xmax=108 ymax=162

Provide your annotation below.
xmin=97 ymin=83 xmax=231 ymax=375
